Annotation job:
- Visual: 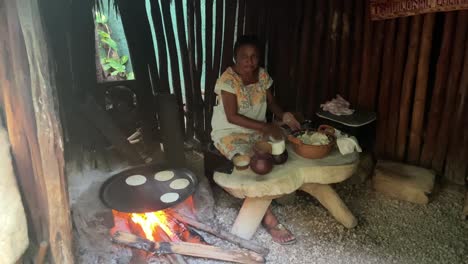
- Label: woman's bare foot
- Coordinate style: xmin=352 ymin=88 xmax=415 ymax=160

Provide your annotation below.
xmin=262 ymin=208 xmax=296 ymax=245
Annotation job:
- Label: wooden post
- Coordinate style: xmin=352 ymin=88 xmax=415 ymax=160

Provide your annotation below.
xmin=396 ymin=15 xmax=423 ymax=161
xmin=220 ymin=0 xmax=237 ymax=73
xmin=432 ymin=11 xmax=468 ymax=173
xmin=1 ymin=0 xmax=73 ymax=262
xmin=149 ymin=0 xmax=170 ymax=92
xmin=408 ymin=13 xmax=436 ymax=164
xmin=160 ymin=0 xmax=186 ymax=138
xmin=325 ymin=0 xmax=342 ymax=99
xmin=192 ymin=0 xmax=206 ymax=141
xmin=337 ymin=0 xmax=353 ymax=99
xmin=419 ymin=13 xmax=456 ymax=167
xmin=385 ymin=17 xmax=410 ymax=158
xmin=203 ymin=0 xmax=214 ymax=140
xmin=348 ymin=0 xmax=364 ymax=106
xmin=375 ymin=19 xmax=397 ymax=157
xmin=306 ymin=0 xmax=326 ymax=117
xmin=294 ymin=0 xmax=314 ymax=113
xmin=444 ymin=30 xmax=468 ymax=184
xmin=368 ymin=20 xmax=386 ymax=111
xmin=357 ymin=1 xmax=373 ymax=110
xmin=174 ymin=0 xmax=195 ymax=140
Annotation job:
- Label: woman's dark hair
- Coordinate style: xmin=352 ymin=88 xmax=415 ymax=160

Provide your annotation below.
xmin=233 ymin=35 xmax=261 ymax=57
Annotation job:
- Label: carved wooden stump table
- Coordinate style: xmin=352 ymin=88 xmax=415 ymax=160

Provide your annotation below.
xmin=214 ymin=145 xmax=359 ymax=240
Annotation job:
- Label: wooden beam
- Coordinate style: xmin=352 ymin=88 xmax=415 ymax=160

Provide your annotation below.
xmin=1 ymin=0 xmax=73 ymax=262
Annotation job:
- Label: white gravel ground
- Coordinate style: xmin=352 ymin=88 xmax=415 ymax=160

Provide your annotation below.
xmin=186 ymin=182 xmax=467 ymax=264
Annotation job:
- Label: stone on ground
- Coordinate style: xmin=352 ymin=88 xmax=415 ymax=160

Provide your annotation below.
xmin=373 ymin=160 xmax=435 ymax=204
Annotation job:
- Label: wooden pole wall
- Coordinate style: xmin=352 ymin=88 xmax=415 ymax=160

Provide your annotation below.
xmin=0 ymin=0 xmax=74 ymax=262
xmin=90 ymin=1 xmax=468 ymax=183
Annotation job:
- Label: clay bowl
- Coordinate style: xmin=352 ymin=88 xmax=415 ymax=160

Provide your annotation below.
xmin=232 ymin=155 xmax=250 ymax=171
xmin=250 ymin=141 xmax=273 ymax=175
xmin=253 ymin=141 xmax=272 ymax=156
xmin=287 ymin=125 xmax=336 ymax=159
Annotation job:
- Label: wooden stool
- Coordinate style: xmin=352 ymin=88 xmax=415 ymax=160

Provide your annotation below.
xmin=214 ymin=145 xmax=359 ymax=240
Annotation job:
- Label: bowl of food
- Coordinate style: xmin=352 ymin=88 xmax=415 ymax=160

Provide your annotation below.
xmin=287 ymin=125 xmax=336 ymax=159
xmin=232 ymin=155 xmax=251 ymax=171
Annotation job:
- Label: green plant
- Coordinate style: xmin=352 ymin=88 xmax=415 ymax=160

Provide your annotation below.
xmin=95 ymin=11 xmax=134 ymax=80
xmin=101 ymin=56 xmax=128 ymax=76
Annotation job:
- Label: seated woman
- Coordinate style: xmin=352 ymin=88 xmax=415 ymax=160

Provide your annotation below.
xmin=211 ymin=35 xmax=301 ymax=244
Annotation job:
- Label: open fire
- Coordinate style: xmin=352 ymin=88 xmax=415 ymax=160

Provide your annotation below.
xmin=131 ymin=211 xmax=177 ymax=241
xmin=109 ymin=196 xmax=267 ymax=263
xmin=111 ymin=196 xmax=205 ymax=244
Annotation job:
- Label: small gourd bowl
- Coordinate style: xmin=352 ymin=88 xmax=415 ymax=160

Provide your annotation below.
xmin=232 ymin=155 xmax=251 ymax=170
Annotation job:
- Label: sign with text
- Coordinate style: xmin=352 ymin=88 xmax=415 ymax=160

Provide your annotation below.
xmin=370 ymin=0 xmax=468 ymax=20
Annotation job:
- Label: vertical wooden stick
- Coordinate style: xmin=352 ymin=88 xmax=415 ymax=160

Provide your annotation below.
xmin=337 ymin=0 xmax=353 ymax=99
xmin=407 ymin=13 xmax=436 ymax=163
xmin=306 ymin=0 xmax=326 ymax=117
xmin=396 ymin=15 xmax=423 ymax=161
xmin=295 ymin=1 xmax=314 ymax=113
xmin=385 ymin=17 xmax=409 ymax=158
xmin=325 ymin=0 xmax=342 ymax=99
xmin=375 ymin=19 xmax=397 ymax=157
xmin=432 ymin=11 xmax=468 ymax=172
xmin=419 ymin=13 xmax=456 ymax=166
xmin=444 ymin=28 xmax=468 ymax=184
xmin=348 ymin=0 xmax=364 ymax=106
xmin=367 ymin=20 xmax=385 ymax=111
xmin=357 ymin=1 xmax=373 ymax=110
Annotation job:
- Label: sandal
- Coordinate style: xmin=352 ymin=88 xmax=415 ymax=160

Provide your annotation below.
xmin=265 ymin=223 xmax=296 ymax=245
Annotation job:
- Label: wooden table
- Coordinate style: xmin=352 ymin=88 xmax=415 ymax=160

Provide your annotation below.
xmin=214 ymin=145 xmax=359 ymax=240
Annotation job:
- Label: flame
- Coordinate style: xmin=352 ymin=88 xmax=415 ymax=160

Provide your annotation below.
xmin=130 ymin=211 xmax=175 ymax=241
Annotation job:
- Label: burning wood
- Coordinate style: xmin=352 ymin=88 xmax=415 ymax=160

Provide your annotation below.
xmin=112 ymin=231 xmax=265 ymax=264
xmin=168 ymin=210 xmax=269 ymax=255
xmin=109 ymin=197 xmax=267 ymax=263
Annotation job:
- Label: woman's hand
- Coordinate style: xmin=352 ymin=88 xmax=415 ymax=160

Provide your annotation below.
xmin=282 ymin=112 xmax=301 ymax=131
xmin=261 ymin=123 xmax=284 ymax=140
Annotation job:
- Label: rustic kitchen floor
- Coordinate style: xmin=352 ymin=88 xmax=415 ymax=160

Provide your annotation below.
xmin=68 ymin=150 xmax=467 ymax=264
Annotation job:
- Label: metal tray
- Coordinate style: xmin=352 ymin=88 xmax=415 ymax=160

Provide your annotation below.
xmin=100 ymin=163 xmax=198 ymax=213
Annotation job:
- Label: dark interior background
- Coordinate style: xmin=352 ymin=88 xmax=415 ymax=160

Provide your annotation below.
xmin=39 ymin=0 xmax=467 ymax=184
